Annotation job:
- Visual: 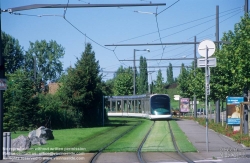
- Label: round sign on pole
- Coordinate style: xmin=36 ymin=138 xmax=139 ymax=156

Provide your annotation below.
xmin=198 ymin=40 xmax=216 ymax=57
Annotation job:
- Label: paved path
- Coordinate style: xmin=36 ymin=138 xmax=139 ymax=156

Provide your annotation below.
xmin=176 ymin=119 xmax=250 ymax=161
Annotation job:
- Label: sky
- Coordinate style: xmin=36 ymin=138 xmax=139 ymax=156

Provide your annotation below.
xmin=1 ymin=0 xmax=247 ymax=83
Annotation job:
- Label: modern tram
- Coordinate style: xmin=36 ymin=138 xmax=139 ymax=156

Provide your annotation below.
xmin=106 ymin=94 xmax=172 ymax=120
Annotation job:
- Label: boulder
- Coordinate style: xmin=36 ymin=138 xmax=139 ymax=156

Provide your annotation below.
xmin=28 ymin=126 xmax=54 ymax=140
xmin=11 ymin=135 xmax=31 ymax=151
xmin=30 ymin=136 xmax=47 ymax=146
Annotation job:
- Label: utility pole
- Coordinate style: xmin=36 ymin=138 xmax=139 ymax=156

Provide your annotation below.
xmin=215 ymin=5 xmax=220 ymax=123
xmin=0 ymin=4 xmax=4 ymax=160
xmin=133 ymin=49 xmax=136 ymax=95
xmin=244 ymin=0 xmax=249 ymax=135
xmin=245 ymin=0 xmax=249 ymax=14
xmin=193 ymin=36 xmax=197 ymax=118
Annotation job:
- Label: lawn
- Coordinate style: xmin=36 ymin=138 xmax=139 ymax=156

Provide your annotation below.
xmin=12 ymin=117 xmax=140 ymax=154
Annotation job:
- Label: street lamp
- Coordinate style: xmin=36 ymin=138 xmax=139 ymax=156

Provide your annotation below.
xmin=133 ymin=49 xmax=150 ymax=95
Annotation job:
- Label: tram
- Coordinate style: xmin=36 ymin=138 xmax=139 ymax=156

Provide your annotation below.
xmin=106 ymin=94 xmax=172 ymax=120
xmin=149 ymin=94 xmax=171 ymax=119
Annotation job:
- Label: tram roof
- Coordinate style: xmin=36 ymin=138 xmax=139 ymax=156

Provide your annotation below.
xmin=107 ymin=94 xmax=149 ymax=100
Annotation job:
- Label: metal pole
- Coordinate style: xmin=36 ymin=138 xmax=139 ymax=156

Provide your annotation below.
xmin=194 ymin=36 xmax=197 ymax=118
xmin=215 ymin=5 xmax=220 ymax=123
xmin=133 ymin=49 xmax=136 ymax=95
xmin=205 ymin=46 xmax=209 ymax=152
xmin=0 ymin=6 xmax=4 ymax=159
xmin=103 ymin=96 xmax=104 ymax=126
xmin=245 ymin=0 xmax=249 ymax=14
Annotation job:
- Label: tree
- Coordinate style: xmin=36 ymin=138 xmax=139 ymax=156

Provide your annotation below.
xmin=177 ymin=63 xmax=190 ymax=97
xmin=138 ymin=56 xmax=148 ymax=94
xmin=24 ymin=40 xmax=64 ymax=93
xmin=4 ymin=69 xmax=39 ymax=131
xmin=1 ymin=31 xmax=24 ymax=74
xmin=58 ymin=43 xmax=103 ymax=126
xmin=166 ymin=63 xmax=174 ymax=85
xmin=210 ymin=14 xmax=250 ymax=100
xmin=101 ymin=79 xmax=114 ymax=96
xmin=153 ymin=69 xmax=165 ymax=94
xmin=113 ymin=66 xmax=133 ymax=95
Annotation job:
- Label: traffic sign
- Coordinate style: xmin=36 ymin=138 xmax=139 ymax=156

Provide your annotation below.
xmin=198 ymin=40 xmax=216 ymax=57
xmin=197 ymin=58 xmax=217 ymax=67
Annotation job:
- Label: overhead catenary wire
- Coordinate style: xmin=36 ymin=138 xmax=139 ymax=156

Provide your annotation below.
xmin=115 ymin=9 xmax=242 ymax=69
xmin=105 ymin=6 xmax=242 ymax=80
xmin=152 ymin=8 xmax=243 ymax=42
xmin=153 ymin=0 xmax=180 ymax=65
xmin=155 ymin=6 xmax=166 ymax=65
xmin=61 ymin=0 xmax=130 ymax=67
xmin=115 ymin=6 xmax=243 ymax=44
xmin=156 ymin=0 xmax=180 ymax=16
xmin=5 ymin=2 xmax=243 ymax=81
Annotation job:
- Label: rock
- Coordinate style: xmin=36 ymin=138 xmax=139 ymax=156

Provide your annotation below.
xmin=11 ymin=135 xmax=31 ymax=151
xmin=30 ymin=136 xmax=47 ymax=145
xmin=28 ymin=126 xmax=54 ymax=140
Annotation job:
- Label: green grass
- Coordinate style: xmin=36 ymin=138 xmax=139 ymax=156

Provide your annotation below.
xmin=142 ymin=121 xmax=175 ymax=152
xmin=11 ymin=131 xmax=28 ymax=139
xmin=12 ymin=117 xmax=139 ymax=154
xmin=26 ymin=127 xmax=113 ymax=153
xmin=169 ymin=120 xmax=197 ymax=152
xmin=105 ymin=118 xmax=153 ymax=152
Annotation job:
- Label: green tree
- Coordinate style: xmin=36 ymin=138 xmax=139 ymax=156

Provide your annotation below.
xmin=101 ymin=79 xmax=114 ymax=96
xmin=153 ymin=69 xmax=165 ymax=94
xmin=177 ymin=63 xmax=190 ymax=97
xmin=24 ymin=40 xmax=64 ymax=93
xmin=58 ymin=43 xmax=103 ymax=126
xmin=113 ymin=66 xmax=133 ymax=95
xmin=166 ymin=63 xmax=174 ymax=85
xmin=4 ymin=69 xmax=39 ymax=131
xmin=138 ymin=56 xmax=148 ymax=94
xmin=1 ymin=31 xmax=24 ymax=74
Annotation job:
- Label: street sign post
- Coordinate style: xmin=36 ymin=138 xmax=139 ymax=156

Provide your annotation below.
xmin=198 ymin=39 xmax=216 ymax=152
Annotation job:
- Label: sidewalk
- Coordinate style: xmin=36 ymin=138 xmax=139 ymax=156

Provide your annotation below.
xmin=176 ymin=118 xmax=250 ymax=160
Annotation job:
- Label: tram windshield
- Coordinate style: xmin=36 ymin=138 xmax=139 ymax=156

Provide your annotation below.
xmin=150 ymin=95 xmax=170 ymax=115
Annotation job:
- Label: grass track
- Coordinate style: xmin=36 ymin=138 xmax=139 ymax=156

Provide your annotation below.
xmin=142 ymin=121 xmax=175 ymax=152
xmin=105 ymin=118 xmax=153 ymax=152
xmin=75 ymin=119 xmax=140 ymax=152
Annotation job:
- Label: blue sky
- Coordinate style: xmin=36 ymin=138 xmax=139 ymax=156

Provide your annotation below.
xmin=1 ymin=0 xmax=246 ymax=82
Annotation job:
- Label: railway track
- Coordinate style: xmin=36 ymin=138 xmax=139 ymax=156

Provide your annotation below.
xmin=40 ymin=119 xmax=194 ymax=163
xmin=41 ymin=119 xmax=136 ymax=163
xmin=167 ymin=120 xmax=195 ymax=163
xmin=89 ymin=121 xmax=142 ymax=163
xmin=137 ymin=121 xmax=155 ymax=163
